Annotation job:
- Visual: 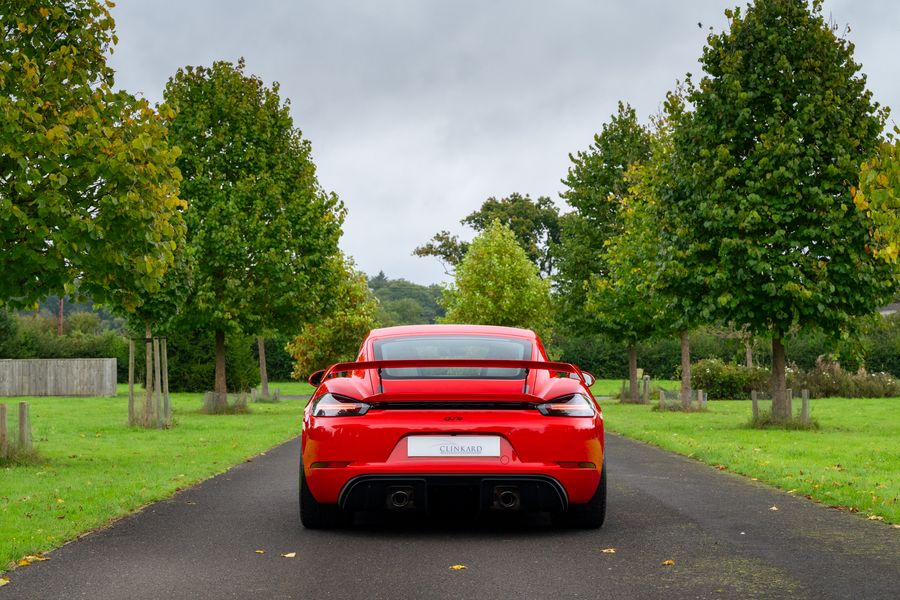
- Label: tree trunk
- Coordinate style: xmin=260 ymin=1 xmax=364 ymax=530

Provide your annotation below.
xmin=213 ymin=329 xmax=228 ymax=411
xmin=745 ymin=337 xmax=753 ymax=369
xmin=257 ymin=336 xmax=269 ymax=398
xmin=771 ymin=336 xmax=790 ymax=421
xmin=680 ymin=330 xmax=692 ymax=409
xmin=144 ymin=321 xmax=153 ymax=427
xmin=627 ymin=343 xmax=638 ymax=403
xmin=57 ymin=297 xmax=64 ymax=336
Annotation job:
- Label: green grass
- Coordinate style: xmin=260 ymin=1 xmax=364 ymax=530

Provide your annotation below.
xmin=601 ymin=397 xmax=900 ymax=523
xmin=591 ymin=378 xmax=680 ymax=397
xmin=0 ymin=385 xmax=307 ymax=571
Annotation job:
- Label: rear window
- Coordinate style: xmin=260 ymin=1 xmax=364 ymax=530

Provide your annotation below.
xmin=373 ymin=335 xmax=532 ymax=379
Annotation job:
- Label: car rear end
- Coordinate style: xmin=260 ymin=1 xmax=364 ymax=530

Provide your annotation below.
xmin=299 ymin=326 xmax=605 ymax=528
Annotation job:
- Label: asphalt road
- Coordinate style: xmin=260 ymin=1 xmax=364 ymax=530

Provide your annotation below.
xmin=3 ymin=434 xmax=899 ymax=600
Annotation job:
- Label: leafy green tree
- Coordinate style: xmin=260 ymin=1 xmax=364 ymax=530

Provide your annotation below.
xmin=661 ymin=0 xmax=897 ymax=420
xmin=439 ymin=221 xmax=552 ymax=339
xmin=368 ymin=271 xmax=444 ymax=324
xmin=415 ymin=193 xmax=560 ymax=277
xmin=0 ymin=0 xmax=185 ymax=311
xmin=164 ymin=59 xmax=344 ymax=411
xmin=287 ymin=265 xmax=379 ymax=378
xmin=555 ymin=102 xmax=652 ymax=329
xmin=854 ymin=130 xmax=900 ymax=264
xmin=585 ymin=169 xmax=663 ymax=403
xmin=413 ymin=231 xmax=469 ymax=276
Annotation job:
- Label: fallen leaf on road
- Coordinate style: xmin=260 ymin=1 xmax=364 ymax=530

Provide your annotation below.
xmin=867 ymin=515 xmax=884 ymax=521
xmin=0 ymin=577 xmax=9 ymax=587
xmin=23 ymin=555 xmax=48 ymax=562
xmin=17 ymin=559 xmax=29 ymax=567
xmin=661 ymin=560 xmax=675 ymax=566
xmin=769 ymin=506 xmax=779 ymax=511
xmin=601 ymin=548 xmax=616 ymax=554
xmin=891 ymin=524 xmax=900 ymax=529
xmin=449 ymin=565 xmax=467 ymax=570
xmin=255 ymin=550 xmax=265 ymax=555
xmin=282 ymin=552 xmax=296 ymax=558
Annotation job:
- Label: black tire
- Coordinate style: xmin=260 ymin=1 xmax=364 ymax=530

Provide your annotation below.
xmin=553 ymin=459 xmax=606 ymax=529
xmin=299 ymin=459 xmax=348 ymax=529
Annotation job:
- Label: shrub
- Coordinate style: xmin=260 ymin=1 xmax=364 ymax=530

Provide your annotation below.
xmin=134 ymin=328 xmax=260 ymax=393
xmin=690 ymin=358 xmax=770 ymax=400
xmin=786 ymin=357 xmax=900 ymax=399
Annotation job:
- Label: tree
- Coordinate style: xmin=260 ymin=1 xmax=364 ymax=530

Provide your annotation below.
xmin=415 ymin=193 xmax=561 ymax=277
xmin=555 ymin=102 xmax=652 ymax=329
xmin=585 ymin=168 xmax=663 ymax=403
xmin=854 ymin=130 xmax=900 ymax=264
xmin=164 ymin=59 xmax=344 ymax=411
xmin=287 ymin=265 xmax=379 ymax=379
xmin=1 ymin=0 xmax=185 ymax=311
xmin=368 ymin=271 xmax=444 ymax=324
xmin=661 ymin=0 xmax=897 ymax=420
xmin=439 ymin=220 xmax=552 ymax=339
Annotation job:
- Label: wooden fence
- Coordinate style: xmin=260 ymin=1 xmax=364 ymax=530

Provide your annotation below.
xmin=0 ymin=359 xmax=117 ymax=397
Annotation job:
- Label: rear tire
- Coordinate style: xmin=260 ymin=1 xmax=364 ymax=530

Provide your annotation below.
xmin=553 ymin=459 xmax=606 ymax=529
xmin=299 ymin=459 xmax=347 ymax=529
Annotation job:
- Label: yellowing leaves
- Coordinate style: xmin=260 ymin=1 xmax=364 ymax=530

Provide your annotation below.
xmin=0 ymin=576 xmax=9 ymax=587
xmin=661 ymin=559 xmax=675 ymax=566
xmin=449 ymin=565 xmax=467 ymax=571
xmin=769 ymin=505 xmax=779 ymax=511
xmin=601 ymin=548 xmax=617 ymax=554
xmin=254 ymin=550 xmax=265 ymax=555
xmin=281 ymin=552 xmax=296 ymax=558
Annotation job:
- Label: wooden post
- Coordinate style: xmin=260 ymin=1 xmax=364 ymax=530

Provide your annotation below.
xmin=18 ymin=402 xmax=31 ymax=451
xmin=144 ymin=323 xmax=153 ymax=427
xmin=787 ymin=388 xmax=793 ymax=418
xmin=751 ymin=390 xmax=759 ymax=420
xmin=275 ymin=388 xmax=281 ymax=402
xmin=0 ymin=404 xmax=7 ymax=459
xmin=801 ymin=389 xmax=810 ymax=423
xmin=698 ymin=389 xmax=706 ymax=408
xmin=153 ymin=337 xmax=163 ymax=428
xmin=641 ymin=375 xmax=650 ymax=404
xmin=620 ymin=380 xmax=627 ymax=402
xmin=658 ymin=389 xmax=666 ymax=409
xmin=128 ymin=339 xmax=135 ymax=426
xmin=161 ymin=337 xmax=170 ymax=426
xmin=251 ymin=388 xmax=257 ymax=403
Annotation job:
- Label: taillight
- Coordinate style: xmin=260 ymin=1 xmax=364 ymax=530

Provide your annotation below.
xmin=311 ymin=393 xmax=370 ymax=417
xmin=536 ymin=393 xmax=596 ymax=417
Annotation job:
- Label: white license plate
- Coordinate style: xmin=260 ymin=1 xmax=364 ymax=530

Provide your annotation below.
xmin=407 ymin=435 xmax=501 ymax=457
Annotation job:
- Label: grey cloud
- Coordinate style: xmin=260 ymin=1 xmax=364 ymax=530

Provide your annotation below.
xmin=108 ymin=1 xmax=900 ymax=284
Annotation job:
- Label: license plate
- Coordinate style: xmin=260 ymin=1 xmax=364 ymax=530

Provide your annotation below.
xmin=407 ymin=435 xmax=501 ymax=457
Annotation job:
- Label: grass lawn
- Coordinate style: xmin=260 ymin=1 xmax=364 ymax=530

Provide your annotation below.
xmin=0 ymin=384 xmax=307 ymax=572
xmin=601 ymin=397 xmax=900 ymax=523
xmin=591 ymin=378 xmax=679 ymax=397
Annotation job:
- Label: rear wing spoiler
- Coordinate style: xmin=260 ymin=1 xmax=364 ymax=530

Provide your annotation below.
xmin=316 ymin=359 xmax=586 ymax=386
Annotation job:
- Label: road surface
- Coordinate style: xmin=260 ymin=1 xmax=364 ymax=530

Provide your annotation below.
xmin=2 ymin=434 xmax=898 ymax=599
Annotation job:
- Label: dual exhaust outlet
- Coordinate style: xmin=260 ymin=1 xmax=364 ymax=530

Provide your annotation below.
xmin=385 ymin=485 xmax=521 ymax=510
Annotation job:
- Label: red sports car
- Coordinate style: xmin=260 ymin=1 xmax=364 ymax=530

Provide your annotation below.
xmin=300 ymin=324 xmax=605 ymax=528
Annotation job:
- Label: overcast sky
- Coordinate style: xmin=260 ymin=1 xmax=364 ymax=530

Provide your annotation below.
xmin=107 ymin=1 xmax=900 ymax=285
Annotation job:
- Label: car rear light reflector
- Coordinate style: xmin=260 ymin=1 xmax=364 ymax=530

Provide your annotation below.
xmin=310 ymin=461 xmax=351 ymax=469
xmin=536 ymin=394 xmax=596 ymax=417
xmin=557 ymin=461 xmax=597 ymax=469
xmin=312 ymin=393 xmax=370 ymax=417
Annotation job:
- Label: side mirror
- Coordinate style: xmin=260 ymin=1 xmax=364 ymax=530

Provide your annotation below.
xmin=308 ymin=369 xmax=326 ymax=387
xmin=582 ymin=372 xmax=596 ymax=388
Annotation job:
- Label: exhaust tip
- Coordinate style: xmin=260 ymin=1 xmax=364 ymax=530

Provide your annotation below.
xmin=497 ymin=489 xmax=520 ymax=509
xmin=389 ymin=489 xmax=412 ymax=509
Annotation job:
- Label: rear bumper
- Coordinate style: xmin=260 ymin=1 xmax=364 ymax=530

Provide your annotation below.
xmin=306 ymin=462 xmax=601 ymax=506
xmin=339 ymin=474 xmax=568 ymax=513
